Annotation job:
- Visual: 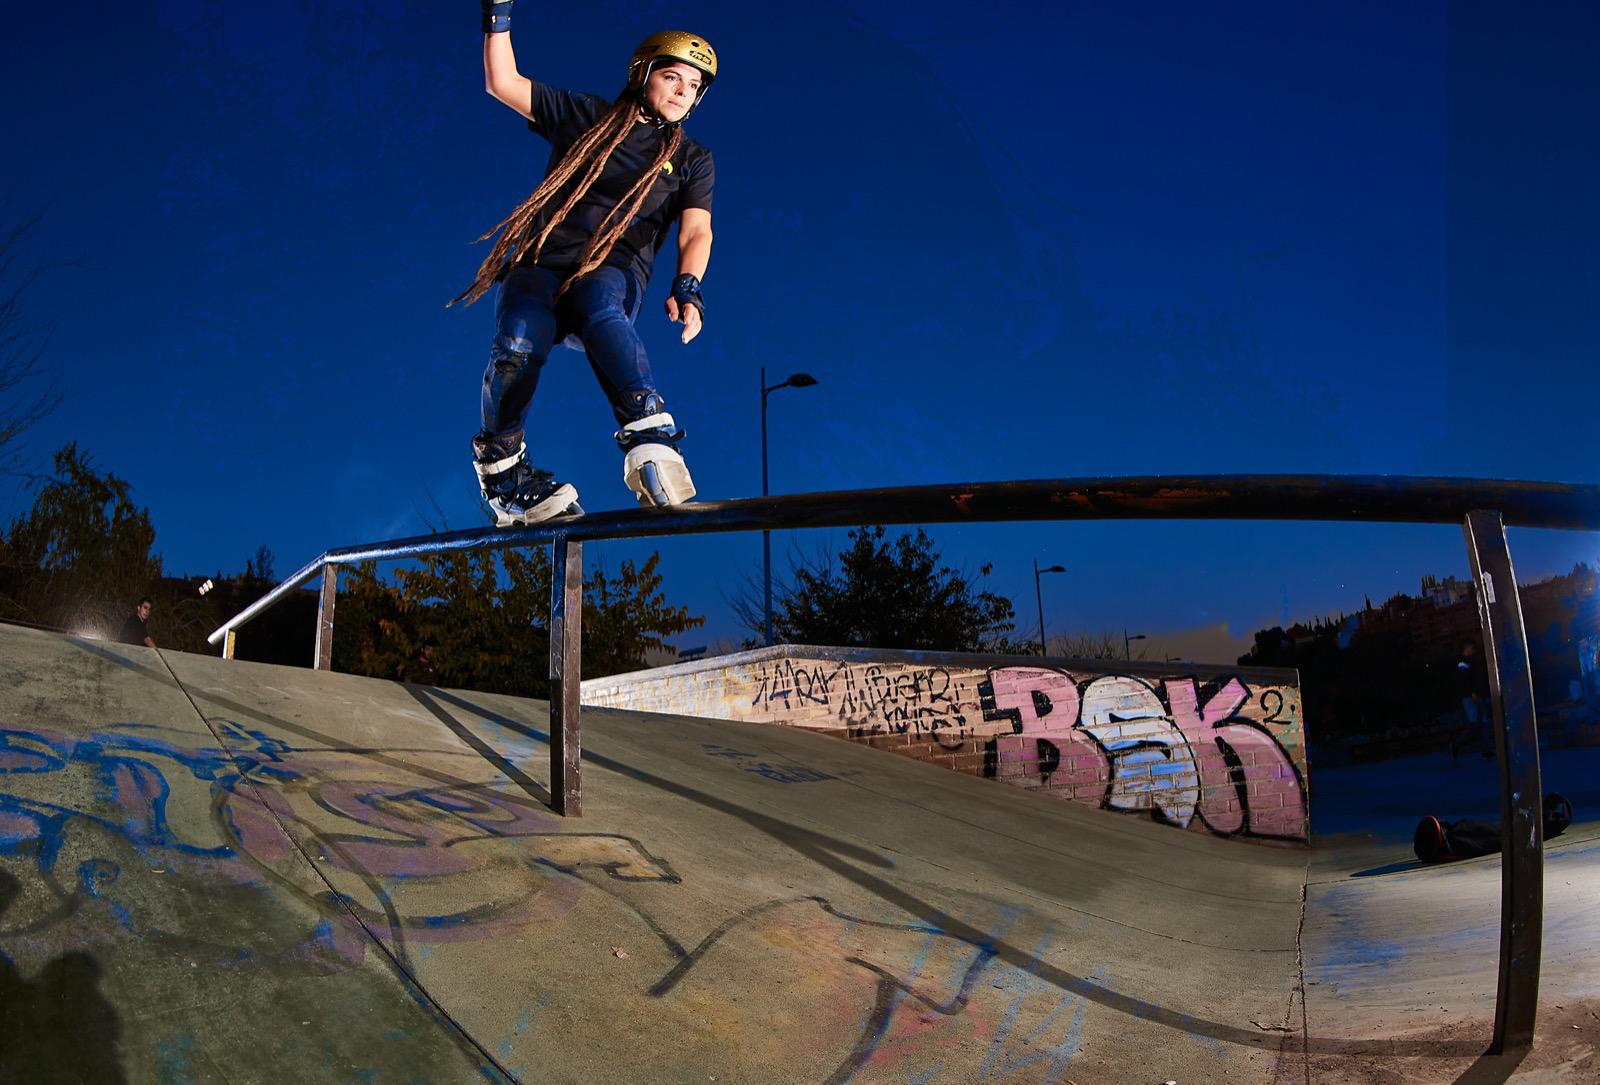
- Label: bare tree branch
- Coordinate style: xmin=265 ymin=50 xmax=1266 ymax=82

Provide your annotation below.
xmin=0 ymin=209 xmax=65 ymax=473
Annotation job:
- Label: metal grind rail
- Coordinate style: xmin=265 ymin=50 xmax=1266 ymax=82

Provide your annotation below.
xmin=207 ymin=473 xmax=1600 ymax=1052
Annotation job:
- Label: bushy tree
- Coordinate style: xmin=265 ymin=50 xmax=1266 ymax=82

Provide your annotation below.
xmin=333 ymin=545 xmax=702 ymax=696
xmin=743 ymin=525 xmax=1016 ymax=652
xmin=0 ymin=443 xmax=164 ymax=637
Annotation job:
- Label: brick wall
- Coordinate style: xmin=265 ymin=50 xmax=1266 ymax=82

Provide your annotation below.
xmin=583 ymin=646 xmax=1309 ymax=843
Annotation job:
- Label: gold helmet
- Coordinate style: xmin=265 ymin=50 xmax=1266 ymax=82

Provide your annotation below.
xmin=627 ymin=31 xmax=717 ymax=120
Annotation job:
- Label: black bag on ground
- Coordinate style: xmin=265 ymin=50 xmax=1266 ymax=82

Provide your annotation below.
xmin=1412 ymin=792 xmax=1572 ymax=863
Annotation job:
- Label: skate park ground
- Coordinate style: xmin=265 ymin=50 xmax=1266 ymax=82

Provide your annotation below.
xmin=0 ymin=622 xmax=1595 ymax=1084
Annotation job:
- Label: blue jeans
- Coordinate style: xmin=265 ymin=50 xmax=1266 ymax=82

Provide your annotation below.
xmin=481 ymin=264 xmax=660 ymax=438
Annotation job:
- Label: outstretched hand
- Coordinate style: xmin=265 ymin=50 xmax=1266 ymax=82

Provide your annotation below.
xmin=665 ymin=296 xmax=703 ymax=344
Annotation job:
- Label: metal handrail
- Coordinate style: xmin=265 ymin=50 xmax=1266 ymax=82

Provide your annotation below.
xmin=206 ymin=471 xmax=1600 ymax=1054
xmin=205 ymin=474 xmax=1600 ymax=649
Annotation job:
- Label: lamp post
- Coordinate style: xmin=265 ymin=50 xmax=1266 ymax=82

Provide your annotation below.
xmin=762 ymin=367 xmax=819 ymax=646
xmin=1124 ymin=630 xmax=1146 ymax=660
xmin=1033 ymin=560 xmax=1066 ymax=657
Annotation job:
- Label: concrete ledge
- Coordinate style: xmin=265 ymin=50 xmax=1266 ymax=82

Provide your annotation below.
xmin=583 ymin=643 xmax=1310 ymax=843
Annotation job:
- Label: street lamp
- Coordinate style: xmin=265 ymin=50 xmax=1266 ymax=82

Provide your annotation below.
xmin=1033 ymin=560 xmax=1066 ymax=656
xmin=762 ymin=367 xmax=819 ymax=646
xmin=1124 ymin=630 xmax=1146 ymax=660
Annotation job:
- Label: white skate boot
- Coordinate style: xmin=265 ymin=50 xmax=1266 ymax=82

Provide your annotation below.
xmin=616 ymin=397 xmax=695 ymax=507
xmin=472 ymin=431 xmax=582 ymax=526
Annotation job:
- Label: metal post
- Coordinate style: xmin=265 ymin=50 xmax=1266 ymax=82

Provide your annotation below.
xmin=549 ymin=535 xmax=584 ymax=816
xmin=1034 ymin=559 xmax=1047 ymax=656
xmin=761 ymin=366 xmax=772 ymax=647
xmin=313 ymin=564 xmax=337 ymax=672
xmin=1463 ymin=509 xmax=1543 ymax=1052
xmin=223 ymin=629 xmax=237 ymax=660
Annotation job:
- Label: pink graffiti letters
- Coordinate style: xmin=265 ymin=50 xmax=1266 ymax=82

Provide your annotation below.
xmin=979 ymin=668 xmax=1307 ymax=840
xmin=981 ymin=668 xmax=1102 ymax=795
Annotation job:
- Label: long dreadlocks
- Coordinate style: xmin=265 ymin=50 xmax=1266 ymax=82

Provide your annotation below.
xmin=450 ymin=97 xmax=684 ymax=307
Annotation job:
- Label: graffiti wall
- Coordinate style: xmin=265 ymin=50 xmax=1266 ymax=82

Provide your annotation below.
xmin=583 ymin=646 xmax=1309 ymax=841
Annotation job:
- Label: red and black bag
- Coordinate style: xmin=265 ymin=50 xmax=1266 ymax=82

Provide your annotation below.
xmin=1412 ymin=793 xmax=1572 ymax=863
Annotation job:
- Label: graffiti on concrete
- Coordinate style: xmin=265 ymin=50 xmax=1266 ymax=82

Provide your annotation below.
xmin=750 ymin=658 xmax=839 ymax=709
xmin=749 ymin=659 xmax=973 ymax=745
xmin=979 ymin=668 xmax=1305 ymax=839
xmin=2 ymin=719 xmax=1221 ymax=1081
xmin=838 ymin=665 xmax=970 ymax=745
xmin=0 ymin=721 xmax=678 ymax=967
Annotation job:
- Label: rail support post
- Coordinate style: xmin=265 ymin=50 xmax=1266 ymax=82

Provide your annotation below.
xmin=313 ymin=564 xmax=337 ymax=672
xmin=550 ymin=536 xmax=583 ymax=816
xmin=1463 ymin=509 xmax=1543 ymax=1052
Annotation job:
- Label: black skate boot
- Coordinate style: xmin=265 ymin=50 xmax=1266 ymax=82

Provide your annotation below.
xmin=471 ymin=431 xmax=581 ymax=527
xmin=616 ymin=393 xmax=695 ymax=507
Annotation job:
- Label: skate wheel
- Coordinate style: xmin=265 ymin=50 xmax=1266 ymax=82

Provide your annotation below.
xmin=565 ymin=501 xmax=584 ymax=516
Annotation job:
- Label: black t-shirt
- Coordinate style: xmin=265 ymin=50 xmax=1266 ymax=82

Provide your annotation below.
xmin=120 ymin=614 xmax=149 ymax=646
xmin=520 ymin=83 xmax=714 ymax=288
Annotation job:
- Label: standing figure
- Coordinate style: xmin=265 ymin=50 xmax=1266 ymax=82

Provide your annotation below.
xmin=119 ymin=597 xmax=156 ymax=649
xmin=400 ymin=640 xmax=439 ymax=685
xmin=453 ymin=3 xmax=717 ymax=524
xmin=1457 ymin=640 xmax=1492 ymax=757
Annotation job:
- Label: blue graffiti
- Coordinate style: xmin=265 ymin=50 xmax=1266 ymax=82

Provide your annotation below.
xmin=0 ymin=722 xmax=294 ymax=876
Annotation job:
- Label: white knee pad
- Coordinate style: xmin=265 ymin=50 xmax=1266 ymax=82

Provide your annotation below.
xmin=623 ymin=443 xmax=696 ymax=507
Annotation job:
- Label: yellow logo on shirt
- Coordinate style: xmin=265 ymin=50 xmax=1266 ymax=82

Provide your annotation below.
xmin=661 ymin=162 xmax=674 ymax=175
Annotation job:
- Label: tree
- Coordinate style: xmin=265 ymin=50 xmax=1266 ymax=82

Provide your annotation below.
xmin=0 ymin=212 xmax=63 ymax=472
xmin=0 ymin=443 xmax=162 ymax=637
xmin=332 ymin=545 xmax=703 ymax=696
xmin=1044 ymin=630 xmax=1132 ymax=660
xmin=244 ymin=544 xmax=276 ymax=583
xmin=583 ymin=553 xmax=704 ymax=678
xmin=739 ymin=525 xmax=1016 ymax=652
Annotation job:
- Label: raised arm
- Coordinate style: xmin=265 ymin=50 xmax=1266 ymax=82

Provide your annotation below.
xmin=482 ymin=1 xmax=535 ymax=121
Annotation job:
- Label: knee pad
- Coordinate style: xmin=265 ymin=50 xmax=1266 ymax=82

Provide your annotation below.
xmin=489 ymin=334 xmax=545 ymax=376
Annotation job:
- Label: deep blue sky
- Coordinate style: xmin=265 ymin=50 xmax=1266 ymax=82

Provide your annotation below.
xmin=3 ymin=2 xmax=1596 ymax=654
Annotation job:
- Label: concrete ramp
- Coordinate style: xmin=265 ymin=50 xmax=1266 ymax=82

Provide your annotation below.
xmin=2 ymin=623 xmax=1593 ymax=1083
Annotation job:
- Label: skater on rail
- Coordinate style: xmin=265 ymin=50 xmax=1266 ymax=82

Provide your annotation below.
xmin=450 ymin=2 xmax=717 ymax=525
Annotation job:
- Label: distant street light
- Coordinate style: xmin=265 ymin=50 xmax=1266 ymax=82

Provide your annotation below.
xmin=1124 ymin=630 xmax=1147 ymax=660
xmin=762 ymin=368 xmax=819 ymax=646
xmin=1034 ymin=560 xmax=1066 ymax=656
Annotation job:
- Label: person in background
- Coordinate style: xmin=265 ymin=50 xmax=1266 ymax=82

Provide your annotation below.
xmin=400 ymin=640 xmax=439 ymax=686
xmin=119 ymin=597 xmax=156 ymax=649
xmin=1457 ymin=640 xmax=1492 ymax=757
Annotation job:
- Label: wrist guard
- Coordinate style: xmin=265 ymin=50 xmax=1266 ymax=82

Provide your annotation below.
xmin=481 ymin=0 xmax=514 ymax=34
xmin=671 ymin=273 xmax=706 ymax=317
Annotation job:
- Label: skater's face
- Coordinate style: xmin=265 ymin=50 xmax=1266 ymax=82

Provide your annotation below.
xmin=641 ymin=62 xmax=703 ymax=121
xmin=137 ymin=601 xmax=151 ymax=621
